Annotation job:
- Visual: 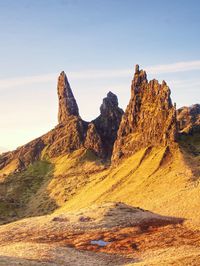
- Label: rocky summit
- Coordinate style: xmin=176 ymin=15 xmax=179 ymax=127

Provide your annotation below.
xmin=1 ymin=66 xmax=199 ymax=174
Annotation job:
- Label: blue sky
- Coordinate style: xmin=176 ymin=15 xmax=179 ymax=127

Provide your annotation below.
xmin=0 ymin=0 xmax=200 ymax=151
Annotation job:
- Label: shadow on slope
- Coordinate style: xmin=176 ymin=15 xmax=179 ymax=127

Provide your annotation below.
xmin=0 ymin=148 xmax=106 ymax=224
xmin=0 ymin=160 xmax=57 ymax=224
xmin=179 ymin=133 xmax=200 ymax=183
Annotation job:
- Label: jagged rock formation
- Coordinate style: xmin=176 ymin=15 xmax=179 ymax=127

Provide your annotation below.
xmin=3 ymin=65 xmax=194 ymax=173
xmin=112 ymin=65 xmax=177 ymax=162
xmin=57 ymin=71 xmax=79 ymax=123
xmin=177 ymin=104 xmax=200 ymax=134
xmin=93 ymin=92 xmax=124 ymax=157
xmin=84 ymin=123 xmax=104 ymax=157
xmin=0 ymin=72 xmax=123 ymax=175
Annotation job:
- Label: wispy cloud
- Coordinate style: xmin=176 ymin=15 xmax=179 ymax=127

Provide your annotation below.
xmin=0 ymin=73 xmax=57 ymax=89
xmin=0 ymin=60 xmax=200 ymax=89
xmin=146 ymin=60 xmax=200 ymax=74
xmin=169 ymin=78 xmax=200 ymax=89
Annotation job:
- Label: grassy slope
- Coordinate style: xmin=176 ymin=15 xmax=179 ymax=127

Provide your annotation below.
xmin=55 ymin=143 xmax=200 ymax=228
xmin=25 ymin=148 xmax=105 ymax=217
xmin=0 ymin=148 xmax=105 ymax=221
xmin=0 ymin=138 xmax=200 ymax=265
xmin=0 ymin=160 xmax=53 ymax=222
xmin=0 ymin=135 xmax=199 ymax=228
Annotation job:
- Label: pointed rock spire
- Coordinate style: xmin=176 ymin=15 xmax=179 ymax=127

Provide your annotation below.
xmin=57 ymin=71 xmax=79 ymax=124
xmin=132 ymin=64 xmax=147 ymax=92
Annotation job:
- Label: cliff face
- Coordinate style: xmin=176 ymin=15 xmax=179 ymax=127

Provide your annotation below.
xmin=93 ymin=92 xmax=124 ymax=157
xmin=177 ymin=104 xmax=200 ymax=134
xmin=112 ymin=65 xmax=177 ymax=162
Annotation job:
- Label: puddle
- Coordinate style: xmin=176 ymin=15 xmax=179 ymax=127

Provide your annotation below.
xmin=91 ymin=240 xmax=111 ymax=247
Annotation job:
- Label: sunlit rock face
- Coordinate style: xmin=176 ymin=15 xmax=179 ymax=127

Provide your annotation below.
xmin=177 ymin=104 xmax=200 ymax=134
xmin=112 ymin=65 xmax=177 ymax=163
xmin=0 ymin=65 xmax=180 ymax=173
xmin=57 ymin=71 xmax=79 ymax=123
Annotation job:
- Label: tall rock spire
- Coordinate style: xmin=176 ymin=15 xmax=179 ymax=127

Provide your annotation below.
xmin=57 ymin=71 xmax=79 ymax=123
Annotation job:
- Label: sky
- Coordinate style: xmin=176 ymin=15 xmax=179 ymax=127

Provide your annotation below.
xmin=0 ymin=0 xmax=200 ymax=151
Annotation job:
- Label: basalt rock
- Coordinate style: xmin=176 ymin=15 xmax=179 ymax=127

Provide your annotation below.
xmin=84 ymin=123 xmax=104 ymax=157
xmin=112 ymin=65 xmax=177 ymax=163
xmin=93 ymin=91 xmax=124 ymax=157
xmin=0 ymin=65 xmax=180 ymax=174
xmin=57 ymin=71 xmax=79 ymax=123
xmin=0 ymin=73 xmax=123 ymax=174
xmin=177 ymin=104 xmax=200 ymax=134
xmin=0 ymin=72 xmax=87 ymax=174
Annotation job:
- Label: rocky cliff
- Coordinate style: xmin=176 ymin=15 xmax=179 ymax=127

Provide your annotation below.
xmin=0 ymin=72 xmax=123 ymax=175
xmin=177 ymin=104 xmax=200 ymax=134
xmin=112 ymin=65 xmax=177 ymax=162
xmin=93 ymin=91 xmax=124 ymax=157
xmin=2 ymin=66 xmax=200 ymax=175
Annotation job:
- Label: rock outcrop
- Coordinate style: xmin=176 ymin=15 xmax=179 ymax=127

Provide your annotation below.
xmin=57 ymin=71 xmax=79 ymax=123
xmin=0 ymin=72 xmax=123 ymax=174
xmin=93 ymin=92 xmax=124 ymax=157
xmin=0 ymin=65 xmax=181 ymax=174
xmin=112 ymin=65 xmax=177 ymax=162
xmin=177 ymin=104 xmax=200 ymax=134
xmin=84 ymin=123 xmax=104 ymax=157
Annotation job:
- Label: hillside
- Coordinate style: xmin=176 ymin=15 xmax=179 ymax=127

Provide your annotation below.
xmin=0 ymin=65 xmax=199 ymax=265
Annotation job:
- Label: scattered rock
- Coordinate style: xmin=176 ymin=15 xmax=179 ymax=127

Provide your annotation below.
xmin=79 ymin=216 xmax=92 ymax=222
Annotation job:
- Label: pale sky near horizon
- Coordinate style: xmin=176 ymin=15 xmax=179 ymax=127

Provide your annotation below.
xmin=0 ymin=0 xmax=200 ymax=151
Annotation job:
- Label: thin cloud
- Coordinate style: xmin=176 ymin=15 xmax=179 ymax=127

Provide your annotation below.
xmin=0 ymin=60 xmax=200 ymax=89
xmin=169 ymin=78 xmax=200 ymax=89
xmin=147 ymin=60 xmax=200 ymax=74
xmin=0 ymin=73 xmax=57 ymax=89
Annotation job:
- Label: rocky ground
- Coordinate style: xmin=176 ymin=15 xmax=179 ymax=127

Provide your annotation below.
xmin=0 ymin=202 xmax=200 ymax=265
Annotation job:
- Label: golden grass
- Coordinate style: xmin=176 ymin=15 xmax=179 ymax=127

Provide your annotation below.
xmin=0 ymin=159 xmax=19 ymax=177
xmin=52 ymin=145 xmax=200 ymax=228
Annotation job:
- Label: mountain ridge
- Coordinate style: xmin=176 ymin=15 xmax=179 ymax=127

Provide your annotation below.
xmin=1 ymin=64 xmax=191 ymax=175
